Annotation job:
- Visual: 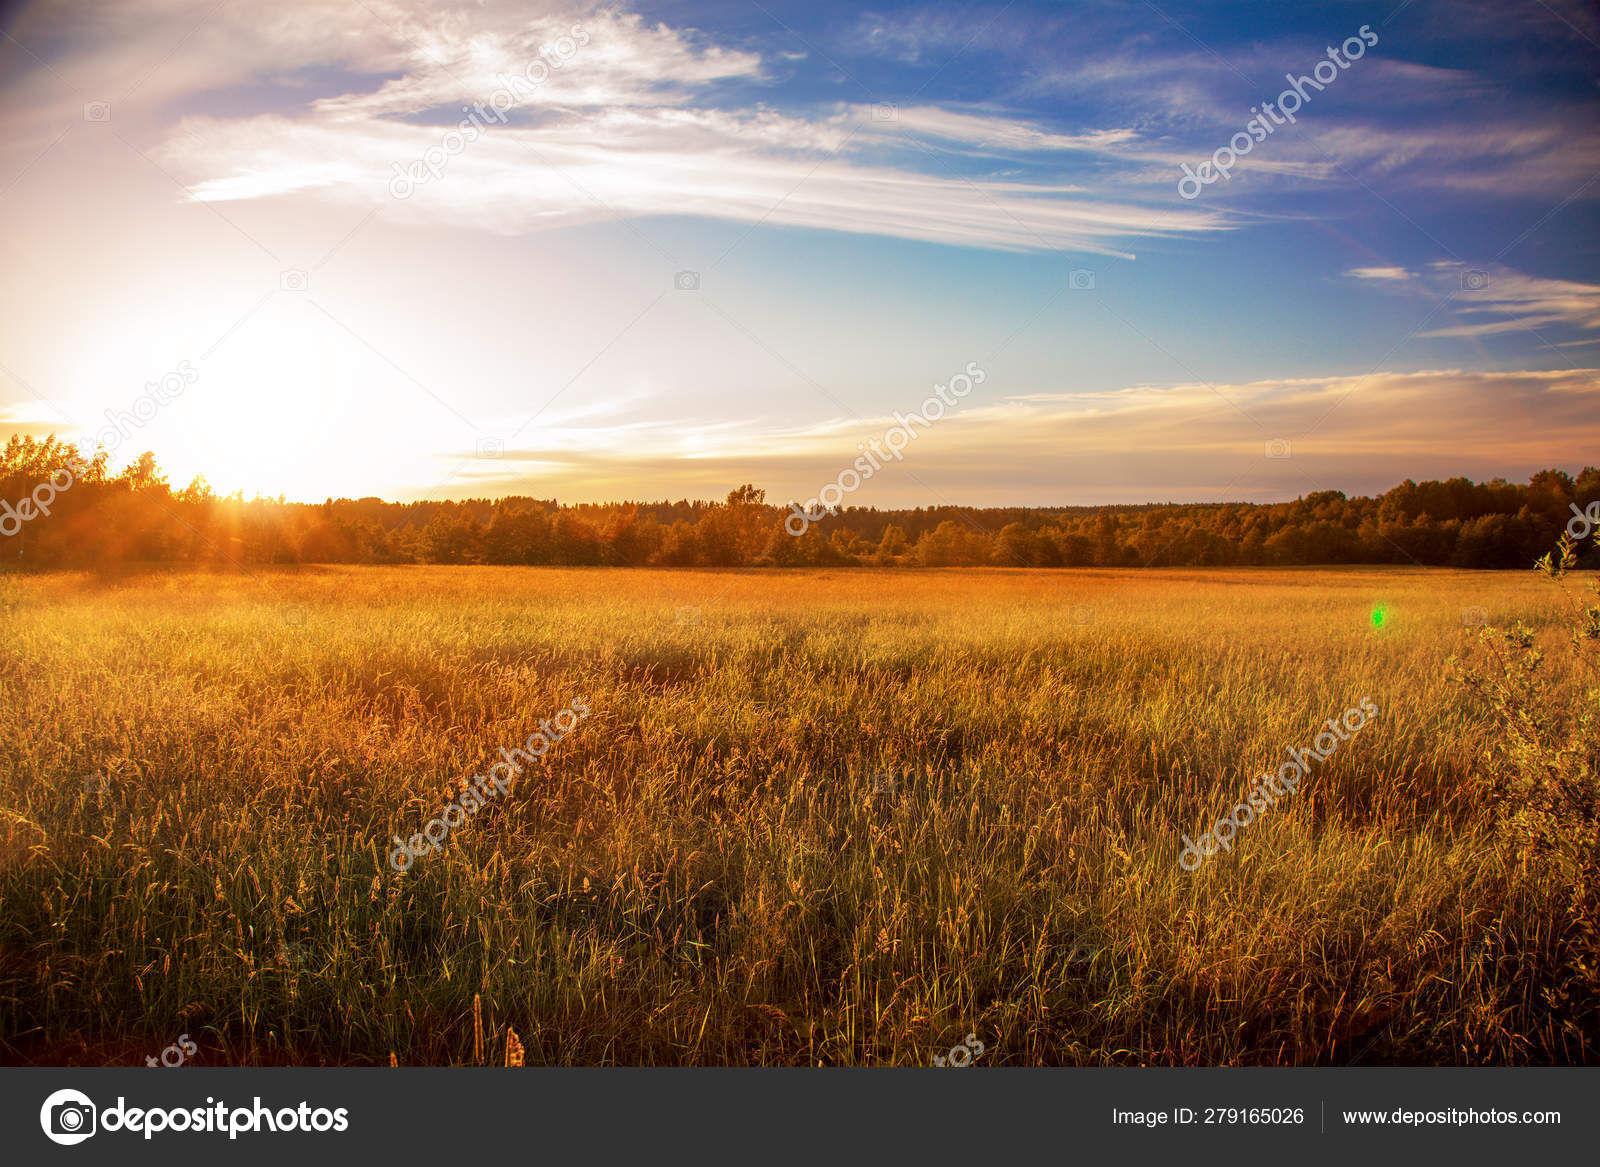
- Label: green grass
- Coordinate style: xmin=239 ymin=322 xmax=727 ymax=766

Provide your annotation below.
xmin=0 ymin=565 xmax=1594 ymax=1065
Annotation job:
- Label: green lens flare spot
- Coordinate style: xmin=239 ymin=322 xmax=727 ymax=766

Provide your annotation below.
xmin=1370 ymin=604 xmax=1389 ymax=628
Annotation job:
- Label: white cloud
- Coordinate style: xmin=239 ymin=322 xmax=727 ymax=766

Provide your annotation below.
xmin=1347 ymin=261 xmax=1600 ymax=340
xmin=128 ymin=4 xmax=1225 ymax=255
xmin=310 ymin=10 xmax=764 ymax=121
xmin=160 ymin=106 xmax=1226 ymax=253
xmin=1344 ymin=265 xmax=1412 ymax=281
xmin=851 ymin=105 xmax=1139 ymax=155
xmin=1421 ymin=265 xmax=1600 ymax=339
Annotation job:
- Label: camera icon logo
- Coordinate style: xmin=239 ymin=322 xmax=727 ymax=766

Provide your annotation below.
xmin=1461 ymin=606 xmax=1488 ymax=628
xmin=40 ymin=1088 xmax=97 ymax=1145
xmin=1461 ymin=269 xmax=1489 ymax=291
xmin=871 ymin=102 xmax=898 ymax=122
xmin=675 ymin=605 xmax=701 ymax=626
xmin=282 ymin=605 xmax=307 ymax=627
xmin=477 ymin=437 xmax=504 ymax=458
xmin=674 ymin=271 xmax=700 ymax=291
xmin=83 ymin=102 xmax=111 ymax=122
xmin=280 ymin=269 xmax=308 ymax=292
xmin=1069 ymin=604 xmax=1096 ymax=626
xmin=1265 ymin=438 xmax=1292 ymax=459
xmin=1069 ymin=269 xmax=1096 ymax=290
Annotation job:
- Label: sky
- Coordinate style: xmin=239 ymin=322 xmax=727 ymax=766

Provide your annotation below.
xmin=0 ymin=0 xmax=1597 ymax=507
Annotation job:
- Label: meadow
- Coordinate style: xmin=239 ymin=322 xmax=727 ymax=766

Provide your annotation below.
xmin=0 ymin=564 xmax=1595 ymax=1066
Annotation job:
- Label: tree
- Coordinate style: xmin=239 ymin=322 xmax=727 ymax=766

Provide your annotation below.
xmin=875 ymin=524 xmax=908 ymax=565
xmin=420 ymin=512 xmax=482 ymax=564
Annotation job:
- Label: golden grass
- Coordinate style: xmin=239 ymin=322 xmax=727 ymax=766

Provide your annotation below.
xmin=0 ymin=564 xmax=1592 ymax=1065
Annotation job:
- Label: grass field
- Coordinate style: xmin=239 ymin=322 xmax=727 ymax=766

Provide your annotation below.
xmin=1 ymin=565 xmax=1596 ymax=1066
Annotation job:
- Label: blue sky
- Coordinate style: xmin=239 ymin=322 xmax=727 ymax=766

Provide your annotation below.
xmin=0 ymin=0 xmax=1596 ymax=505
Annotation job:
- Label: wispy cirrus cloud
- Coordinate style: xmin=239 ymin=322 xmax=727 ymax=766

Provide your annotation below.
xmin=990 ymin=9 xmax=1600 ymax=204
xmin=1344 ymin=265 xmax=1411 ymax=281
xmin=1346 ymin=262 xmax=1600 ymax=340
xmin=142 ymin=6 xmax=1223 ymax=254
xmin=424 ymin=367 xmax=1600 ymax=505
xmin=160 ymin=107 xmax=1222 ymax=253
xmin=1420 ymin=265 xmax=1600 ymax=339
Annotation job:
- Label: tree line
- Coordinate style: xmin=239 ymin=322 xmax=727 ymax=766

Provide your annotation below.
xmin=2 ymin=436 xmax=1596 ymax=571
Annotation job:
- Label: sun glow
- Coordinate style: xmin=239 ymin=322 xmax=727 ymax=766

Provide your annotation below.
xmin=67 ymin=308 xmax=472 ymax=501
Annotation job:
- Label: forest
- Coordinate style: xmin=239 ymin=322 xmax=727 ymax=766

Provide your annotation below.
xmin=3 ymin=435 xmax=1596 ymax=570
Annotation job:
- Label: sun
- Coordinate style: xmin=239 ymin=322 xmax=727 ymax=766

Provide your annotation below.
xmin=117 ymin=312 xmax=462 ymax=500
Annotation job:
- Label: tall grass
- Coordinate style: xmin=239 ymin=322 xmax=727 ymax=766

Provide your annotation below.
xmin=0 ymin=565 xmax=1594 ymax=1064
